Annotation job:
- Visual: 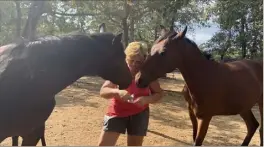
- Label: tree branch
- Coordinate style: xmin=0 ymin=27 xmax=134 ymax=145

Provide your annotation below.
xmin=49 ymin=11 xmax=98 ymax=16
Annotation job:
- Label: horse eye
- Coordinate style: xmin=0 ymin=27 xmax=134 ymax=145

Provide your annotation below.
xmin=160 ymin=47 xmax=166 ymax=56
xmin=160 ymin=50 xmax=166 ymax=56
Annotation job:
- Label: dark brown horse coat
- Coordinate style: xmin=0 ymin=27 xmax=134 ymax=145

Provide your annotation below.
xmin=0 ymin=24 xmax=132 ymax=145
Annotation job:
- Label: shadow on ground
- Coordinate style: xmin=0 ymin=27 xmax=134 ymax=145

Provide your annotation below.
xmin=149 ymin=87 xmax=261 ymax=146
xmin=54 ymin=76 xmax=261 ymax=146
xmin=147 ymin=129 xmax=192 ymax=145
xmin=55 ymin=76 xmax=104 ymax=108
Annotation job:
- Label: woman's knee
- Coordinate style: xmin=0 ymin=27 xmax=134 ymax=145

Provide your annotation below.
xmin=98 ymin=130 xmax=120 ymax=146
xmin=127 ymin=135 xmax=144 ymax=146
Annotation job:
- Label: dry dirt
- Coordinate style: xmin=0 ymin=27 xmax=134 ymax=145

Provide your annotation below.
xmin=0 ymin=73 xmax=262 ymax=146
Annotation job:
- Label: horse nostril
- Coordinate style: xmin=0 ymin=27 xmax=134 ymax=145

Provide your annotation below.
xmin=137 ymin=78 xmax=145 ymax=88
xmin=135 ymin=72 xmax=148 ymax=88
xmin=137 ymin=78 xmax=142 ymax=85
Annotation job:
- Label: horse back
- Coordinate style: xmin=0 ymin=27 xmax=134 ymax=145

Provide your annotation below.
xmin=206 ymin=59 xmax=262 ymax=113
xmin=239 ymin=59 xmax=262 ymax=85
xmin=225 ymin=59 xmax=262 ymax=81
xmin=224 ymin=59 xmax=263 ymax=100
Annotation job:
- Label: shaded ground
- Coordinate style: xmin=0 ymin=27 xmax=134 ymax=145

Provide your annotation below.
xmin=0 ymin=73 xmax=261 ymax=146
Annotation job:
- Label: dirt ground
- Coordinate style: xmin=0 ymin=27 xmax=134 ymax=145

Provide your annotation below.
xmin=1 ymin=73 xmax=262 ymax=146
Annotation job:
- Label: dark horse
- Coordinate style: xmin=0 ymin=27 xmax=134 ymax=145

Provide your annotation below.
xmin=135 ymin=26 xmax=263 ymax=146
xmin=0 ymin=23 xmax=132 ymax=145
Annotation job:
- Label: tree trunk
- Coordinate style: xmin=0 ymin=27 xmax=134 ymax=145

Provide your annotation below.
xmin=154 ymin=26 xmax=158 ymax=40
xmin=76 ymin=1 xmax=85 ymax=33
xmin=250 ymin=21 xmax=257 ymax=59
xmin=22 ymin=1 xmax=46 ymax=40
xmin=121 ymin=0 xmax=131 ymax=47
xmin=130 ymin=16 xmax=135 ymax=42
xmin=170 ymin=17 xmax=175 ymax=31
xmin=15 ymin=1 xmax=22 ymax=38
xmin=50 ymin=10 xmax=56 ymax=35
xmin=222 ymin=29 xmax=232 ymax=59
xmin=122 ymin=19 xmax=129 ymax=47
xmin=0 ymin=10 xmax=2 ymax=32
xmin=220 ymin=54 xmax=224 ymax=60
xmin=240 ymin=17 xmax=247 ymax=58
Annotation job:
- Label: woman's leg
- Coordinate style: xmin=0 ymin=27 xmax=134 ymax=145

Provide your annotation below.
xmin=127 ymin=135 xmax=144 ymax=146
xmin=127 ymin=108 xmax=149 ymax=146
xmin=98 ymin=115 xmax=128 ymax=146
xmin=98 ymin=130 xmax=120 ymax=146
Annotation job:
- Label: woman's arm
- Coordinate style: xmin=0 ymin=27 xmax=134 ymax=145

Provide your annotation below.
xmin=133 ymin=80 xmax=163 ymax=106
xmin=145 ymin=80 xmax=163 ymax=104
xmin=100 ymin=80 xmax=133 ymax=101
xmin=99 ymin=80 xmax=120 ymax=99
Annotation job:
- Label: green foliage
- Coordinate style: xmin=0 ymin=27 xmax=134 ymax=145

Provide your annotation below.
xmin=0 ymin=0 xmax=262 ymax=59
xmin=204 ymin=0 xmax=263 ymax=59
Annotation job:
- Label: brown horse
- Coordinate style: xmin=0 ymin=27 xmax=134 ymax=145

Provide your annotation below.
xmin=0 ymin=23 xmax=132 ymax=146
xmin=135 ymin=26 xmax=263 ymax=146
xmin=181 ymin=49 xmax=214 ymax=143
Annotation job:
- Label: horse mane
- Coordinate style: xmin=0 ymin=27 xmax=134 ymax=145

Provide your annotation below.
xmin=12 ymin=32 xmax=115 ymax=50
xmin=3 ymin=32 xmax=117 ymax=64
xmin=183 ymin=37 xmax=209 ymax=60
xmin=184 ymin=37 xmax=198 ymax=49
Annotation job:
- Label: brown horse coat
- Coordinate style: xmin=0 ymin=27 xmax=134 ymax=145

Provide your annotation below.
xmin=136 ymin=26 xmax=263 ymax=146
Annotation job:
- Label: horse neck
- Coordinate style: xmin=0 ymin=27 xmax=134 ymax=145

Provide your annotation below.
xmin=41 ymin=39 xmax=104 ymax=95
xmin=176 ymin=43 xmax=216 ymax=95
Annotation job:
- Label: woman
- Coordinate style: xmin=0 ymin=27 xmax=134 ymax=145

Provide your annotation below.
xmin=98 ymin=42 xmax=163 ymax=146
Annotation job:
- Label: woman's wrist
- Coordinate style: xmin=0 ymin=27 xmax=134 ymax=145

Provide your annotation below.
xmin=112 ymin=89 xmax=121 ymax=98
xmin=145 ymin=93 xmax=162 ymax=104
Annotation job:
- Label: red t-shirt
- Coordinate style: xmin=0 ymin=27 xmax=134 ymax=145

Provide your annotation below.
xmin=106 ymin=80 xmax=151 ymax=117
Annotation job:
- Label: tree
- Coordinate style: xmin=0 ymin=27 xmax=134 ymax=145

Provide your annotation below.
xmin=207 ymin=0 xmax=263 ymax=59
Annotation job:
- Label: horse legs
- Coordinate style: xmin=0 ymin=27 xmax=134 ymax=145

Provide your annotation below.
xmin=188 ymin=106 xmax=197 ymax=142
xmin=194 ymin=116 xmax=212 ymax=146
xmin=21 ymin=124 xmax=46 ymax=146
xmin=40 ymin=136 xmax=46 ymax=146
xmin=258 ymin=98 xmax=263 ymax=146
xmin=21 ymin=136 xmax=46 ymax=146
xmin=240 ymin=110 xmax=259 ymax=146
xmin=12 ymin=136 xmax=19 ymax=146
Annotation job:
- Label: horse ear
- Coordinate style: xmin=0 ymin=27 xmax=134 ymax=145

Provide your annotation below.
xmin=99 ymin=23 xmax=106 ymax=33
xmin=181 ymin=26 xmax=188 ymax=37
xmin=173 ymin=26 xmax=187 ymax=40
xmin=112 ymin=33 xmax=123 ymax=44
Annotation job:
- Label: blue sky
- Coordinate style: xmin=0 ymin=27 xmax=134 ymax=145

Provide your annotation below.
xmin=184 ymin=0 xmax=220 ymax=45
xmin=186 ymin=23 xmax=220 ymax=46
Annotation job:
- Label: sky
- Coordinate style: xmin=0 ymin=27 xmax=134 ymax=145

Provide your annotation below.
xmin=186 ymin=23 xmax=220 ymax=46
xmin=186 ymin=0 xmax=220 ymax=46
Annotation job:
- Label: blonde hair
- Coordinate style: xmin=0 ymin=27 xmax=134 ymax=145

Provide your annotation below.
xmin=125 ymin=41 xmax=148 ymax=60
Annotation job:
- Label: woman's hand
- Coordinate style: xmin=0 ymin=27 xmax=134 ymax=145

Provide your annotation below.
xmin=116 ymin=90 xmax=134 ymax=102
xmin=100 ymin=81 xmax=133 ymax=102
xmin=132 ymin=96 xmax=149 ymax=107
